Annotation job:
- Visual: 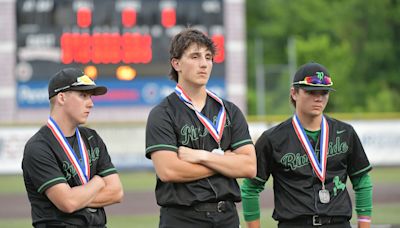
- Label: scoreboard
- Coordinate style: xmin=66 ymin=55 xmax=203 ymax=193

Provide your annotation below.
xmin=16 ymin=0 xmax=225 ymax=107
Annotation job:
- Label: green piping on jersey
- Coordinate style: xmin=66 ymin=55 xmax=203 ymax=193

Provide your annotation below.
xmin=146 ymin=144 xmax=178 ymax=153
xmin=99 ymin=168 xmax=117 ymax=176
xmin=37 ymin=177 xmax=66 ymax=193
xmin=232 ymin=139 xmax=253 ymax=149
xmin=254 ymin=176 xmax=267 ymax=183
xmin=350 ymin=165 xmax=372 ymax=177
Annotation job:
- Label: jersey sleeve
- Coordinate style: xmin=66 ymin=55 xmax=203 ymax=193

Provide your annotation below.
xmin=145 ymin=105 xmax=178 ymax=159
xmin=241 ymin=177 xmax=266 ymax=221
xmin=347 ymin=127 xmax=372 ymax=178
xmin=254 ymin=131 xmax=274 ymax=182
xmin=22 ymin=141 xmax=67 ymax=194
xmin=228 ymin=104 xmax=253 ymax=150
xmin=350 ymin=173 xmax=373 ymax=217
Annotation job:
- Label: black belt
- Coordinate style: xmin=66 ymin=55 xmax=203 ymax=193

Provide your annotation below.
xmin=35 ymin=222 xmax=106 ymax=228
xmin=282 ymin=215 xmax=348 ymax=226
xmin=168 ymin=201 xmax=232 ymax=213
xmin=193 ymin=201 xmax=230 ymax=212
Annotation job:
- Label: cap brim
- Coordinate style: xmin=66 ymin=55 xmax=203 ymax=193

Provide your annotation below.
xmin=69 ymin=85 xmax=108 ymax=96
xmin=296 ymin=85 xmax=336 ymax=91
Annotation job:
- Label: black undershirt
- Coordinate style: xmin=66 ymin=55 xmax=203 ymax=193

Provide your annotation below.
xmin=66 ymin=134 xmax=82 ymax=162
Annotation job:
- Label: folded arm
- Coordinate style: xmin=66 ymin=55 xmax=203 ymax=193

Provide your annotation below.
xmin=178 ymin=144 xmax=256 ymax=178
xmin=87 ymin=173 xmax=123 ymax=208
xmin=45 ymin=175 xmax=105 ymax=213
xmin=151 ymin=150 xmax=216 ymax=182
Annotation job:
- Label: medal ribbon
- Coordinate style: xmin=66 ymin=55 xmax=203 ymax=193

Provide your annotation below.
xmin=47 ymin=117 xmax=90 ymax=184
xmin=175 ymin=84 xmax=226 ymax=146
xmin=292 ymin=114 xmax=329 ymax=182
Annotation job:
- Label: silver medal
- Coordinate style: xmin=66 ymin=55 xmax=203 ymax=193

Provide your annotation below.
xmin=319 ymin=189 xmax=330 ymax=204
xmin=211 ymin=148 xmax=224 ymax=155
xmin=87 ymin=208 xmax=98 ymax=213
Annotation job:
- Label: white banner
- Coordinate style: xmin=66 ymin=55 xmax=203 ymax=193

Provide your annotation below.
xmin=1 ymin=119 xmax=400 ymax=174
xmin=0 ymin=127 xmax=38 ymax=174
xmin=349 ymin=120 xmax=400 ymax=166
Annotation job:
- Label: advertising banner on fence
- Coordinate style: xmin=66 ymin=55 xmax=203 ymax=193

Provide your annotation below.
xmin=17 ymin=78 xmax=225 ymax=108
xmin=1 ymin=120 xmax=400 ymax=174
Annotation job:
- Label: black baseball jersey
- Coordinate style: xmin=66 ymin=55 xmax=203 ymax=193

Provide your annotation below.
xmin=254 ymin=116 xmax=371 ymax=221
xmin=22 ymin=126 xmax=118 ymax=227
xmin=145 ymin=92 xmax=253 ymax=207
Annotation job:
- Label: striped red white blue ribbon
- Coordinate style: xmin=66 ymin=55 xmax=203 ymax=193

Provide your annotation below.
xmin=292 ymin=114 xmax=329 ymax=182
xmin=175 ymin=84 xmax=226 ymax=146
xmin=47 ymin=117 xmax=90 ymax=184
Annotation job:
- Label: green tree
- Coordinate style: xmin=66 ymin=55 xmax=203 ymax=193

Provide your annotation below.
xmin=246 ymin=0 xmax=400 ymax=115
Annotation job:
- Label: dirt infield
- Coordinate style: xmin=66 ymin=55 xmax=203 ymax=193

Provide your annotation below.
xmin=1 ymin=183 xmax=399 ymax=218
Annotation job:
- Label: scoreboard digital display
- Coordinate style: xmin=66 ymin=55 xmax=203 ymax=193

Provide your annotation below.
xmin=16 ymin=0 xmax=225 ymax=92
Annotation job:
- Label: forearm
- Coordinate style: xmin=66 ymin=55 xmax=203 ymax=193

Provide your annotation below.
xmin=152 ymin=151 xmax=216 ymax=182
xmin=87 ymin=190 xmax=122 ymax=207
xmin=69 ymin=176 xmax=106 ymax=210
xmin=199 ymin=145 xmax=256 ymax=178
xmin=87 ymin=174 xmax=124 ymax=207
xmin=161 ymin=161 xmax=216 ymax=182
xmin=46 ymin=175 xmax=105 ymax=213
xmin=351 ymin=173 xmax=373 ymax=228
xmin=201 ymin=153 xmax=255 ymax=178
xmin=241 ymin=178 xmax=265 ymax=225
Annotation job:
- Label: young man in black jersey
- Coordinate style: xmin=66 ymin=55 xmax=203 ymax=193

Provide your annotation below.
xmin=145 ymin=28 xmax=256 ymax=227
xmin=22 ymin=68 xmax=123 ymax=228
xmin=241 ymin=62 xmax=373 ymax=228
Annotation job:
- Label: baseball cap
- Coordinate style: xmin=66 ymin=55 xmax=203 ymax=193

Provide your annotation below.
xmin=48 ymin=68 xmax=107 ymax=99
xmin=292 ymin=62 xmax=335 ymax=91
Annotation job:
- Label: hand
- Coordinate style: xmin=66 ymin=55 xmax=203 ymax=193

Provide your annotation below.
xmin=357 ymin=216 xmax=371 ymax=228
xmin=246 ymin=219 xmax=260 ymax=228
xmin=358 ymin=221 xmax=371 ymax=228
xmin=178 ymin=146 xmax=208 ymax=163
xmin=91 ymin=175 xmax=106 ymax=189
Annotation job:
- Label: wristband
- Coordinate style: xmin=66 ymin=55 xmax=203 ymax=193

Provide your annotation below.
xmin=358 ymin=216 xmax=371 ymax=223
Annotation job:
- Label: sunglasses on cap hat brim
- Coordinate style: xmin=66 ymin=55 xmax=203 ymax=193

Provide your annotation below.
xmin=292 ymin=75 xmax=335 ymax=91
xmin=64 ymin=85 xmax=108 ymax=95
xmin=295 ymin=85 xmax=336 ymax=91
xmin=53 ymin=75 xmax=107 ymax=96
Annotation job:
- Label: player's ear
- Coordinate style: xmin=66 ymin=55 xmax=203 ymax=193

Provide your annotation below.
xmin=290 ymin=87 xmax=297 ymax=101
xmin=171 ymin=58 xmax=180 ymax=72
xmin=56 ymin=92 xmax=67 ymax=104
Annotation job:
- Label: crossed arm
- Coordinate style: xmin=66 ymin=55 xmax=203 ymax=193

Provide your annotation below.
xmin=150 ymin=144 xmax=256 ymax=183
xmin=46 ymin=173 xmax=123 ymax=213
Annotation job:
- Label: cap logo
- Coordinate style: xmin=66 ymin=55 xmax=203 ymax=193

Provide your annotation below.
xmin=316 ymin=72 xmax=324 ymax=80
xmin=53 ymin=75 xmax=96 ymax=93
xmin=73 ymin=75 xmax=95 ymax=86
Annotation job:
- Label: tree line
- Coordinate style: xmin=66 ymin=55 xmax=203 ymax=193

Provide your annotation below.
xmin=246 ymin=0 xmax=400 ymax=115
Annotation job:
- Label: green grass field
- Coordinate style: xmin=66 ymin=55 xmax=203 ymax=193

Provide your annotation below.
xmin=1 ymin=166 xmax=399 ymax=227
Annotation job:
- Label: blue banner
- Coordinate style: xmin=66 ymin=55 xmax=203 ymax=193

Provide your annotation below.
xmin=17 ymin=78 xmax=225 ymax=108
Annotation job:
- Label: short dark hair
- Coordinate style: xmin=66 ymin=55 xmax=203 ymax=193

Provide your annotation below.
xmin=168 ymin=28 xmax=216 ymax=82
xmin=290 ymin=87 xmax=299 ymax=107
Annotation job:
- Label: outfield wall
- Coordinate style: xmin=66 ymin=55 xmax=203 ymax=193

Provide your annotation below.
xmin=0 ymin=119 xmax=399 ymax=174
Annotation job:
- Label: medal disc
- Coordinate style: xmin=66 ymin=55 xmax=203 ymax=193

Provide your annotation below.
xmin=87 ymin=208 xmax=98 ymax=213
xmin=319 ymin=189 xmax=330 ymax=204
xmin=212 ymin=148 xmax=224 ymax=155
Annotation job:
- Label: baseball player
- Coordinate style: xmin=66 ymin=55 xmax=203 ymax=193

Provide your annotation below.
xmin=145 ymin=28 xmax=256 ymax=227
xmin=22 ymin=68 xmax=123 ymax=228
xmin=241 ymin=62 xmax=373 ymax=228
